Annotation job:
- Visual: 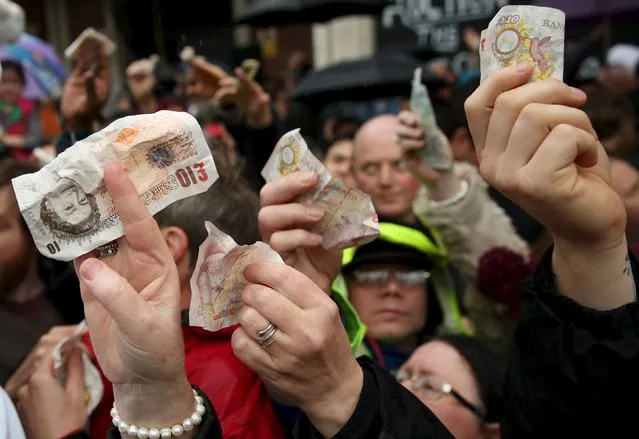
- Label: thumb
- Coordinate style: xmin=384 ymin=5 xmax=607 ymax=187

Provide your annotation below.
xmin=65 ymin=350 xmax=85 ymax=399
xmin=78 ymin=258 xmax=150 ymax=336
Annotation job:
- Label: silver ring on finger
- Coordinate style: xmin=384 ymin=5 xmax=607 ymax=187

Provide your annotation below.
xmin=394 ymin=135 xmax=401 ymax=145
xmin=257 ymin=323 xmax=278 ymax=348
xmin=96 ymin=241 xmax=119 ymax=258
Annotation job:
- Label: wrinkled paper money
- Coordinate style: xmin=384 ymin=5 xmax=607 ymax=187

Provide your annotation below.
xmin=12 ymin=111 xmax=218 ymax=261
xmin=262 ymin=129 xmax=379 ymax=250
xmin=52 ymin=322 xmax=104 ymax=415
xmin=480 ymin=5 xmax=565 ymax=83
xmin=190 ymin=222 xmax=284 ymax=332
xmin=64 ymin=27 xmax=117 ymax=60
xmin=410 ymin=67 xmax=453 ymax=171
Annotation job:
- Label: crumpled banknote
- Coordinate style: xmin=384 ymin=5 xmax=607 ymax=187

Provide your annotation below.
xmin=262 ymin=129 xmax=379 ymax=250
xmin=12 ymin=111 xmax=218 ymax=261
xmin=410 ymin=67 xmax=454 ymax=171
xmin=480 ymin=5 xmax=565 ymax=83
xmin=52 ymin=322 xmax=104 ymax=415
xmin=189 ymin=222 xmax=284 ymax=332
xmin=64 ymin=27 xmax=117 ymax=60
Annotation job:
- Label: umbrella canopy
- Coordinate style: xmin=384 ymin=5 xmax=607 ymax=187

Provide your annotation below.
xmin=289 ymin=52 xmax=445 ymax=106
xmin=0 ymin=34 xmax=67 ymax=100
xmin=236 ymin=0 xmax=390 ymax=27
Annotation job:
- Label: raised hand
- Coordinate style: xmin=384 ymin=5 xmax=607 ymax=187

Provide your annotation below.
xmin=465 ymin=64 xmax=632 ymax=309
xmin=232 ymin=262 xmax=362 ymax=438
xmin=61 ymin=52 xmax=110 ymax=131
xmin=258 ymin=171 xmax=342 ymax=294
xmin=215 ymin=67 xmax=273 ymax=128
xmin=396 ymin=111 xmax=461 ymax=200
xmin=185 ymin=57 xmax=228 ymax=100
xmin=5 ymin=325 xmax=79 ymax=401
xmin=73 ymin=163 xmax=194 ymax=428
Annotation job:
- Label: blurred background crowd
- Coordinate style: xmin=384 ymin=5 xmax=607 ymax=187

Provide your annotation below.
xmin=1 ymin=0 xmax=639 ymax=438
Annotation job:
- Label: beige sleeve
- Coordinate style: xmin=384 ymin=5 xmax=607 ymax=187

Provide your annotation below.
xmin=414 ymin=162 xmax=530 ymax=353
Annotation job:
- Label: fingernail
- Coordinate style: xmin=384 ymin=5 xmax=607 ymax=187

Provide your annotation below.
xmin=571 ymin=87 xmax=586 ymax=98
xmin=81 ymin=259 xmax=102 ymax=281
xmin=308 ymin=207 xmax=324 ymax=219
xmin=300 ymin=171 xmax=315 ymax=184
xmin=516 ymin=63 xmax=530 ymax=72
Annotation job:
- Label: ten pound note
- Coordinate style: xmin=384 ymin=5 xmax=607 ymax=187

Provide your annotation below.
xmin=12 ymin=111 xmax=218 ymax=261
xmin=410 ymin=67 xmax=454 ymax=171
xmin=480 ymin=5 xmax=565 ymax=83
xmin=262 ymin=129 xmax=379 ymax=250
xmin=189 ymin=222 xmax=284 ymax=332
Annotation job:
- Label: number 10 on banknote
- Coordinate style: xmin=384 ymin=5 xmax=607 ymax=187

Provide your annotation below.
xmin=480 ymin=5 xmax=565 ymax=83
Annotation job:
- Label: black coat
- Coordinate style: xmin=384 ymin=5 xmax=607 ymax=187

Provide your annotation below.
xmin=293 ymin=248 xmax=639 ymax=438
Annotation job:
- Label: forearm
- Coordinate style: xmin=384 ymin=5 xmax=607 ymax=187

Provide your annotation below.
xmin=553 ymin=235 xmax=636 ymax=310
xmin=416 ymin=163 xmax=529 ymax=280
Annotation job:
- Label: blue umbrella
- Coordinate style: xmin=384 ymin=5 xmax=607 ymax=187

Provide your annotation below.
xmin=0 ymin=35 xmax=67 ymax=100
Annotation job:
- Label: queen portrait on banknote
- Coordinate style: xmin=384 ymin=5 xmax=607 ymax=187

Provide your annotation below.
xmin=39 ymin=176 xmax=101 ymax=236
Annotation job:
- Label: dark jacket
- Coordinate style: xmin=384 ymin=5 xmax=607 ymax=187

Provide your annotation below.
xmin=293 ymin=248 xmax=639 ymax=438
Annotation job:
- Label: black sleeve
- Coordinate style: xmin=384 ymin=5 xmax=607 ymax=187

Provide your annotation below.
xmin=293 ymin=357 xmax=453 ymax=439
xmin=106 ymin=387 xmax=222 ymax=439
xmin=501 ymin=248 xmax=639 ymax=438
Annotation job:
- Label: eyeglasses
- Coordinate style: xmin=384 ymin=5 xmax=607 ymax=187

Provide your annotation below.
xmin=349 ymin=268 xmax=431 ymax=287
xmin=396 ymin=371 xmax=486 ymax=420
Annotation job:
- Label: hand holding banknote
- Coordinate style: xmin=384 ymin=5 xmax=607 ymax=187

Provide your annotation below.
xmin=396 ymin=111 xmax=463 ymax=201
xmin=215 ymin=65 xmax=272 ymax=129
xmin=259 ymin=171 xmax=342 ymax=294
xmin=189 ymin=222 xmax=284 ymax=332
xmin=261 ymin=129 xmax=379 ymax=251
xmin=409 ymin=68 xmax=454 ymax=172
xmin=18 ymin=349 xmax=88 ymax=439
xmin=74 ymin=163 xmax=196 ymax=429
xmin=51 ymin=322 xmax=104 ymax=416
xmin=61 ymin=49 xmax=110 ymax=130
xmin=12 ymin=111 xmax=217 ymax=261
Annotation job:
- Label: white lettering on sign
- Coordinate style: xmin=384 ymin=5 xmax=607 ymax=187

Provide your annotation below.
xmin=382 ymin=0 xmax=510 ymax=52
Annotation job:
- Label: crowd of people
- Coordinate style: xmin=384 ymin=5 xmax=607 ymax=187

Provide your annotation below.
xmin=1 ymin=18 xmax=639 ymax=439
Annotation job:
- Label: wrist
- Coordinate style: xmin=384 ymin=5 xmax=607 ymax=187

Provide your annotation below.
xmin=428 ymin=171 xmax=461 ymax=201
xmin=301 ymin=361 xmax=363 ymax=438
xmin=113 ymin=377 xmax=195 ymax=431
xmin=552 ymin=234 xmax=635 ymax=310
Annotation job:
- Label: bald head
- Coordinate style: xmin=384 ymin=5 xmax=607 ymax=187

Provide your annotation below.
xmin=351 ymin=114 xmax=420 ymax=221
xmin=353 ymin=115 xmax=399 ymax=164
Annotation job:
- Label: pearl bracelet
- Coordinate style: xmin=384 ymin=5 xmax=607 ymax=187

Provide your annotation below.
xmin=111 ymin=388 xmax=206 ymax=439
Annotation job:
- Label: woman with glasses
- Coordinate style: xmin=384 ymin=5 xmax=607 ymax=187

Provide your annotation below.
xmin=399 ymin=334 xmax=502 ymax=439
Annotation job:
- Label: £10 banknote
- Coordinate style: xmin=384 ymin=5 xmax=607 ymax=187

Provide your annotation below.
xmin=12 ymin=111 xmax=218 ymax=261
